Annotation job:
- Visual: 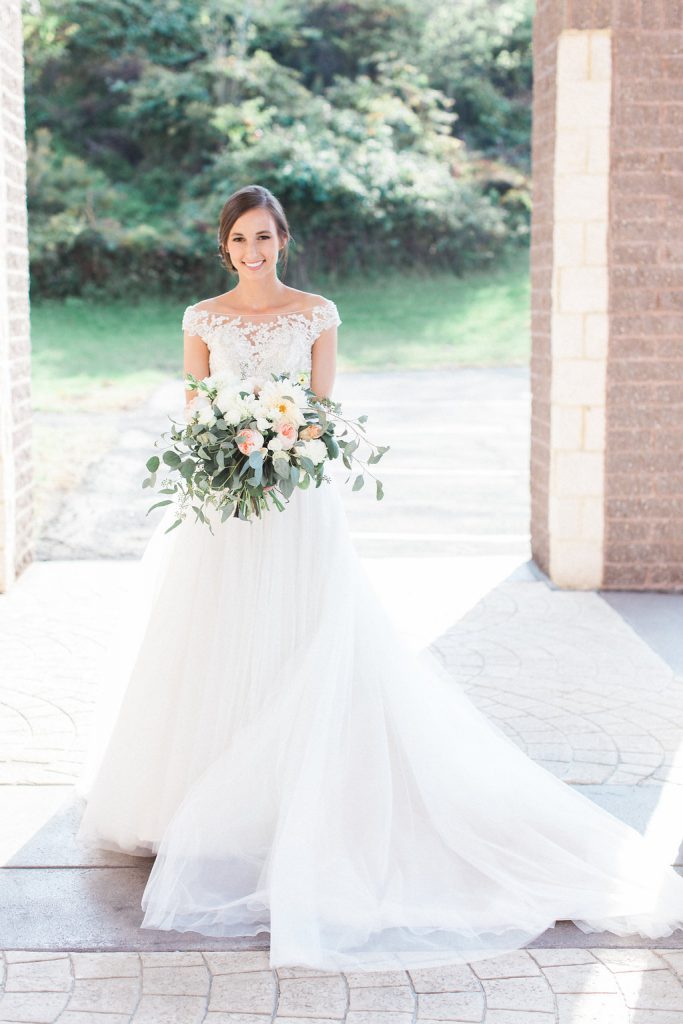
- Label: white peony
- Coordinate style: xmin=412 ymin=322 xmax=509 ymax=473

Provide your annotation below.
xmin=214 ymin=386 xmax=258 ymax=426
xmin=267 ymin=436 xmax=284 ymax=452
xmin=197 ymin=404 xmax=217 ymax=427
xmin=296 ymin=438 xmax=327 ymax=465
xmin=220 ymin=403 xmax=244 ymax=426
xmin=205 ymin=371 xmax=239 ymax=391
xmin=186 ymin=394 xmax=216 ymax=427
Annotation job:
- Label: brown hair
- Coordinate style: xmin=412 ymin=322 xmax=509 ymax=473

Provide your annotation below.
xmin=217 ymin=184 xmax=291 ymax=276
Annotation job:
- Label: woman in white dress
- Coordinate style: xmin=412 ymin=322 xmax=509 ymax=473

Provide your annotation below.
xmin=77 ymin=184 xmax=683 ymax=972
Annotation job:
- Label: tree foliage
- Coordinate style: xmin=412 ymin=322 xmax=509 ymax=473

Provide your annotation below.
xmin=23 ymin=0 xmax=532 ymax=297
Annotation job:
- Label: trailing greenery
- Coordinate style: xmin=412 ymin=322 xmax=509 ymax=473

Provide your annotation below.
xmin=23 ymin=0 xmax=532 ymax=298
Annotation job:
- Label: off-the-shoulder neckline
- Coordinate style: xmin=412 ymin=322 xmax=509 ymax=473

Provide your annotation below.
xmin=186 ymin=299 xmax=335 ymax=318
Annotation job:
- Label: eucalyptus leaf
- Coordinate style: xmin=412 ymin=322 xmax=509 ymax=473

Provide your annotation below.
xmin=352 ymin=473 xmax=365 ymax=491
xmin=323 ymin=435 xmax=339 ymax=459
xmin=146 ymin=499 xmax=172 ymax=515
xmin=279 ymin=477 xmax=295 ymax=499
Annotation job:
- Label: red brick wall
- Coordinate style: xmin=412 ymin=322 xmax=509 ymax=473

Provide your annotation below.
xmin=1 ymin=0 xmax=33 ymax=583
xmin=531 ymin=0 xmax=683 ymax=591
xmin=604 ymin=1 xmax=683 ymax=588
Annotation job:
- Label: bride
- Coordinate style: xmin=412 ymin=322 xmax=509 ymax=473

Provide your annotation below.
xmin=76 ymin=183 xmax=683 ymax=972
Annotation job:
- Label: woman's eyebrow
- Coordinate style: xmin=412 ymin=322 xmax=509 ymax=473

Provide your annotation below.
xmin=230 ymin=230 xmax=272 ymax=237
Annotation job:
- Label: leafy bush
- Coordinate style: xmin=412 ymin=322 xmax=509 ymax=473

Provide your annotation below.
xmin=23 ymin=0 xmax=531 ymax=298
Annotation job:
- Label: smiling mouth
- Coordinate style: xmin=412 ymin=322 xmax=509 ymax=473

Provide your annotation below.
xmin=243 ymin=260 xmax=265 ymax=268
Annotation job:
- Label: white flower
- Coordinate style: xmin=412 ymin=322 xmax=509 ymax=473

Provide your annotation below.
xmin=258 ymin=379 xmax=308 ymax=424
xmin=272 ymin=449 xmax=290 ymax=462
xmin=214 ymin=385 xmax=258 ymax=425
xmin=219 ymin=401 xmax=247 ymax=426
xmin=267 ymin=436 xmax=284 ymax=452
xmin=197 ymin=404 xmax=217 ymax=427
xmin=186 ymin=394 xmax=216 ymax=427
xmin=205 ymin=371 xmax=238 ymax=392
xmin=256 ymin=416 xmax=272 ymax=432
xmin=296 ymin=438 xmax=327 ymax=465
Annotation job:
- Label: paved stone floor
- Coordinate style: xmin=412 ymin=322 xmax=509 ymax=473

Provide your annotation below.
xmin=2 ymin=947 xmax=683 ymax=1022
xmin=3 ymin=367 xmax=683 ymax=1020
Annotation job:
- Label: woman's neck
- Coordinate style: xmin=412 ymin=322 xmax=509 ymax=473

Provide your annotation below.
xmin=226 ymin=275 xmax=291 ymax=312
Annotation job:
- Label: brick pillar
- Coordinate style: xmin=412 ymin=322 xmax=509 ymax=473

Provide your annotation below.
xmin=531 ymin=1 xmax=683 ymax=591
xmin=0 ymin=0 xmax=32 ymax=593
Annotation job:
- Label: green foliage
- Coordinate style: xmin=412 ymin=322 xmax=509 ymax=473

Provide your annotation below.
xmin=418 ymin=0 xmax=533 ymax=163
xmin=23 ymin=0 xmax=531 ymax=298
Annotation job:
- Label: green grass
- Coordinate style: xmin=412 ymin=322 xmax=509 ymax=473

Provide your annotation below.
xmin=326 ymin=248 xmax=530 ymax=371
xmin=30 ymin=248 xmax=530 ymax=413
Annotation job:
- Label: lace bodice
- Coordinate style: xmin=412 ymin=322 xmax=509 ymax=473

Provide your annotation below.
xmin=182 ymin=297 xmax=341 ymax=385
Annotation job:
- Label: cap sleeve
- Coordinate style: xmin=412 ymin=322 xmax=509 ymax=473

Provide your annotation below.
xmin=309 ymin=299 xmax=341 ymax=344
xmin=182 ymin=305 xmax=207 ymax=339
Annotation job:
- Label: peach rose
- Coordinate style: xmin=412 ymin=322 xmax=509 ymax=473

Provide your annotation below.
xmin=277 ymin=422 xmax=298 ymax=449
xmin=235 ymin=428 xmax=264 ymax=455
xmin=298 ymin=423 xmax=323 ymax=441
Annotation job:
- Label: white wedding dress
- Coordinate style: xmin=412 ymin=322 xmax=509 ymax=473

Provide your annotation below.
xmin=76 ymin=295 xmax=683 ymax=972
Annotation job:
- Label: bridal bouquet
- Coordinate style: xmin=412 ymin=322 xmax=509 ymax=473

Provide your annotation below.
xmin=143 ymin=370 xmax=389 ymax=532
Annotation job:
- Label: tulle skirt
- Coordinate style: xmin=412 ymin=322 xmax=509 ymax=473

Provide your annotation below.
xmin=76 ymin=473 xmax=683 ymax=971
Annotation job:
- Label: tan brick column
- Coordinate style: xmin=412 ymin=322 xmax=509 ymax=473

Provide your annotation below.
xmin=0 ymin=0 xmax=33 ymax=592
xmin=531 ymin=1 xmax=683 ymax=591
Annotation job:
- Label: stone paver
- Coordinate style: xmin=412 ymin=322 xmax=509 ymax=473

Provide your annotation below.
xmin=0 ymin=949 xmax=682 ymax=1021
xmin=434 ymin=580 xmax=683 ymax=789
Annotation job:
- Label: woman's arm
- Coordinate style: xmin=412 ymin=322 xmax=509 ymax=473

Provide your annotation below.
xmin=183 ymin=330 xmax=210 ymax=407
xmin=310 ymin=323 xmax=337 ymax=400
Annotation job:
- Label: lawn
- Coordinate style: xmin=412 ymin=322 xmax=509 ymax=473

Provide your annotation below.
xmin=30 ymin=248 xmax=530 ymax=414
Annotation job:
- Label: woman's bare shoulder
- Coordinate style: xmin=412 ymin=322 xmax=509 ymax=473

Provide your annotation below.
xmin=285 ymin=288 xmax=327 ymax=309
xmin=190 ymin=294 xmax=227 ymax=313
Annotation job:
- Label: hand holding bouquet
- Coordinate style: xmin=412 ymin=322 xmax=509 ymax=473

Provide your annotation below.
xmin=143 ymin=370 xmax=389 ymax=533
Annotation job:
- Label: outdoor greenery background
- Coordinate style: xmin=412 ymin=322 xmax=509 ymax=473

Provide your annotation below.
xmin=25 ymin=0 xmax=533 ymax=300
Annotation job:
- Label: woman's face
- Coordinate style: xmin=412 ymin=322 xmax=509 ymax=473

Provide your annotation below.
xmin=225 ymin=208 xmax=284 ymax=278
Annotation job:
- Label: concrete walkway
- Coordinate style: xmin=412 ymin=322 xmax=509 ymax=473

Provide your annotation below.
xmin=2 ymin=368 xmax=683 ymax=1021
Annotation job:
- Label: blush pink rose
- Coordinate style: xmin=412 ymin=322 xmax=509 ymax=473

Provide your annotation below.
xmin=235 ymin=428 xmax=264 ymax=455
xmin=299 ymin=423 xmax=323 ymax=440
xmin=277 ymin=422 xmax=298 ymax=449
